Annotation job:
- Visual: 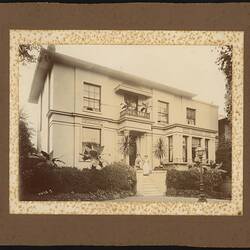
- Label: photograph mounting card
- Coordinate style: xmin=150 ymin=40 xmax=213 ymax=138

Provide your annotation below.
xmin=9 ymin=30 xmax=243 ymax=215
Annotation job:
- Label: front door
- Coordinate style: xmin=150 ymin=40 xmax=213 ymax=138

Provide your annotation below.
xmin=129 ymin=136 xmax=137 ymax=166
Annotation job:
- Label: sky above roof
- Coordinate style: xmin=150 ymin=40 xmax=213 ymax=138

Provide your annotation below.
xmin=19 ymin=44 xmax=226 ymax=137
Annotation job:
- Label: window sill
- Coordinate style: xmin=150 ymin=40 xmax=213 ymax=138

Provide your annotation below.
xmin=82 ymin=108 xmax=102 ymax=115
xmin=157 ymin=121 xmax=169 ymax=125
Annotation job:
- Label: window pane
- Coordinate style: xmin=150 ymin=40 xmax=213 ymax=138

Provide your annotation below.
xmin=83 ymin=83 xmax=101 ymax=111
xmin=168 ymin=136 xmax=173 ymax=162
xmin=192 ymin=137 xmax=201 ymax=147
xmin=83 ymin=84 xmax=89 ymax=92
xmin=89 ymin=90 xmax=95 ymax=98
xmin=89 ymin=99 xmax=94 ymax=108
xmin=192 ymin=137 xmax=201 ymax=161
xmin=82 ymin=127 xmax=101 ymax=145
xmin=94 ymin=91 xmax=100 ymax=99
xmin=183 ymin=136 xmax=187 ymax=162
xmin=83 ymin=89 xmax=89 ymax=97
xmin=94 ymin=100 xmax=100 ymax=111
xmin=187 ymin=108 xmax=196 ymax=124
xmin=94 ymin=87 xmax=100 ymax=96
xmin=83 ymin=98 xmax=88 ymax=107
xmin=158 ymin=101 xmax=169 ymax=123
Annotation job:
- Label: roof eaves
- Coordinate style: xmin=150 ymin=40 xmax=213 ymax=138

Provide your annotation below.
xmin=28 ymin=49 xmax=54 ymax=103
xmin=51 ymin=50 xmax=196 ymax=99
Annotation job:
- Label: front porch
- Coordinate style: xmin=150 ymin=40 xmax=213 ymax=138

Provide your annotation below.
xmin=120 ymin=129 xmax=153 ymax=168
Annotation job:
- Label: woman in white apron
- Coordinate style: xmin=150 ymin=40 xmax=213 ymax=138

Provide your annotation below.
xmin=135 ymin=153 xmax=142 ymax=169
xmin=143 ymin=155 xmax=150 ymax=176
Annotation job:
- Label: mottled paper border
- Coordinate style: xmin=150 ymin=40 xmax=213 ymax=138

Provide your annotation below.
xmin=9 ymin=30 xmax=243 ymax=215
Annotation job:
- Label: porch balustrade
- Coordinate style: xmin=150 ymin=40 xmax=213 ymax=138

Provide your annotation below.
xmin=120 ymin=109 xmax=150 ymax=119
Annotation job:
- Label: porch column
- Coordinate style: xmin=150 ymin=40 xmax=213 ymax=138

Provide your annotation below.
xmin=209 ymin=138 xmax=216 ymax=162
xmin=173 ymin=134 xmax=182 ymax=163
xmin=124 ymin=130 xmax=130 ymax=165
xmin=37 ymin=131 xmax=41 ymax=152
xmin=187 ymin=136 xmax=193 ymax=164
xmin=74 ymin=117 xmax=82 ymax=168
xmin=136 ymin=136 xmax=141 ymax=156
xmin=165 ymin=135 xmax=169 ymax=164
xmin=145 ymin=133 xmax=153 ymax=170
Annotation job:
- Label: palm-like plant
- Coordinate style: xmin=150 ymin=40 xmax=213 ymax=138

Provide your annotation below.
xmin=154 ymin=137 xmax=166 ymax=166
xmin=80 ymin=142 xmax=105 ymax=169
xmin=139 ymin=101 xmax=152 ymax=113
xmin=203 ymin=162 xmax=227 ymax=173
xmin=120 ymin=135 xmax=136 ymax=160
xmin=28 ymin=150 xmax=65 ymax=168
xmin=120 ymin=98 xmax=135 ymax=111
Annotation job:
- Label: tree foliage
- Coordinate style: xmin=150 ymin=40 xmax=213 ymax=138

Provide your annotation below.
xmin=19 ymin=110 xmax=36 ymax=162
xmin=18 ymin=44 xmax=41 ymax=64
xmin=216 ymin=140 xmax=232 ymax=177
xmin=216 ymin=45 xmax=233 ymax=122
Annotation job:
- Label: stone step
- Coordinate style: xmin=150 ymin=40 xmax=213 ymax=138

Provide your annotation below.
xmin=142 ymin=193 xmax=165 ymax=196
xmin=136 ymin=172 xmax=167 ymax=197
xmin=138 ymin=191 xmax=162 ymax=194
xmin=138 ymin=189 xmax=162 ymax=193
xmin=138 ymin=187 xmax=161 ymax=190
xmin=138 ymin=189 xmax=160 ymax=192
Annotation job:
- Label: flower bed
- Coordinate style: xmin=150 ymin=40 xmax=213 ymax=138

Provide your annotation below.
xmin=20 ymin=161 xmax=137 ymax=201
xmin=165 ymin=167 xmax=231 ymax=199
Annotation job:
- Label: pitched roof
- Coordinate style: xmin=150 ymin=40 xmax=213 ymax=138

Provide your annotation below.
xmin=28 ymin=48 xmax=196 ymax=103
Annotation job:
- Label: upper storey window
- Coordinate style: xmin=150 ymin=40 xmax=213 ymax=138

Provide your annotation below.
xmin=186 ymin=108 xmax=196 ymax=125
xmin=158 ymin=101 xmax=169 ymax=124
xmin=83 ymin=82 xmax=101 ymax=112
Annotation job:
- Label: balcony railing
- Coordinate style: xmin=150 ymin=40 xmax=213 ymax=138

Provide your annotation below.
xmin=120 ymin=109 xmax=150 ymax=119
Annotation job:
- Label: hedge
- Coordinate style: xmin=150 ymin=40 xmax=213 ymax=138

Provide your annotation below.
xmin=20 ymin=161 xmax=137 ymax=199
xmin=166 ymin=167 xmax=227 ymax=198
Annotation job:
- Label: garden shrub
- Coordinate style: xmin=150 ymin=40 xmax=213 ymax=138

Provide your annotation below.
xmin=166 ymin=167 xmax=225 ymax=198
xmin=20 ymin=161 xmax=136 ymax=198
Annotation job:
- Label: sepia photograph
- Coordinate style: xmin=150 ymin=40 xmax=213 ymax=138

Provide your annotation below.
xmin=9 ymin=30 xmax=243 ymax=215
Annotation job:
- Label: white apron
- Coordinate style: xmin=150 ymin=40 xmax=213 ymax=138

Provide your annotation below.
xmin=143 ymin=160 xmax=150 ymax=175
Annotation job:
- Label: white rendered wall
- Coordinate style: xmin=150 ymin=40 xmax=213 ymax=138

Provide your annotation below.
xmin=38 ymin=62 xmax=219 ymax=168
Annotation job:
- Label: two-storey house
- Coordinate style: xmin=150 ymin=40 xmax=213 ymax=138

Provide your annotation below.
xmin=28 ymin=47 xmax=218 ymax=170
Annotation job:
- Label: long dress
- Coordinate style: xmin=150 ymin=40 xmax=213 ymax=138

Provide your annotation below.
xmin=135 ymin=156 xmax=142 ymax=169
xmin=143 ymin=158 xmax=150 ymax=176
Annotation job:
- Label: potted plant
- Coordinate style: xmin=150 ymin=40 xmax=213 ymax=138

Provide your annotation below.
xmin=120 ymin=135 xmax=136 ymax=165
xmin=153 ymin=137 xmax=166 ymax=169
xmin=80 ymin=142 xmax=105 ymax=170
xmin=139 ymin=101 xmax=152 ymax=113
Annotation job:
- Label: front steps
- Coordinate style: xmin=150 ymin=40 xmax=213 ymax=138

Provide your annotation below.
xmin=136 ymin=170 xmax=166 ymax=196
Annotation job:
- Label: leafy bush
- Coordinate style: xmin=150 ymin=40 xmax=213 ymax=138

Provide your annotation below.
xmin=166 ymin=167 xmax=225 ymax=197
xmin=19 ymin=111 xmax=36 ymax=170
xmin=216 ymin=140 xmax=232 ymax=177
xmin=20 ymin=161 xmax=136 ymax=199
